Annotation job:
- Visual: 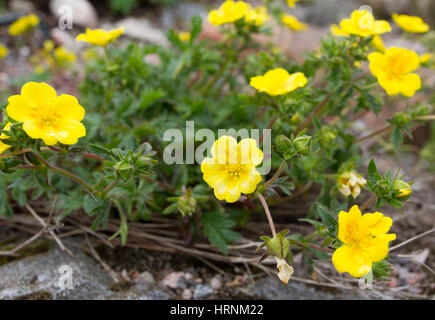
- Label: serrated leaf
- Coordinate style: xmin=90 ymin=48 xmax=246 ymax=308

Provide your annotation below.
xmin=200 ymin=211 xmax=240 ymax=255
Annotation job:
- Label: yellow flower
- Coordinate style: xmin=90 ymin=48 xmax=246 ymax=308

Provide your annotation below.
xmin=0 ymin=43 xmax=9 ymax=60
xmin=208 ymin=1 xmax=249 ymax=26
xmin=339 ymin=10 xmax=391 ymax=37
xmin=332 ymin=205 xmax=396 ymax=278
xmin=54 ymin=47 xmax=76 ymax=67
xmin=275 ymin=257 xmax=294 ymax=284
xmin=392 ymin=14 xmax=429 ymax=33
xmin=0 ymin=123 xmax=12 ymax=155
xmin=338 ymin=171 xmax=367 ymax=198
xmin=368 ymin=47 xmax=421 ymax=97
xmin=8 ymin=14 xmax=40 ymax=36
xmin=178 ymin=32 xmax=191 ymax=42
xmin=286 ymin=0 xmax=300 ymax=8
xmin=420 ymin=53 xmax=433 ymax=64
xmin=201 ymin=136 xmax=263 ymax=203
xmin=250 ymin=68 xmax=308 ymax=96
xmin=245 ymin=5 xmax=269 ymax=27
xmin=330 ymin=24 xmax=349 ymax=37
xmin=372 ymin=35 xmax=386 ymax=53
xmin=281 ymin=14 xmax=308 ymax=31
xmin=6 ymin=82 xmax=86 ymax=146
xmin=76 ymin=27 xmax=124 ymax=46
xmin=43 ymin=40 xmax=55 ymax=53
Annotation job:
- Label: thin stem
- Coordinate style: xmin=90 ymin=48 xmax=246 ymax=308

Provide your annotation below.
xmin=355 ymin=125 xmax=392 ymax=143
xmin=295 ymin=91 xmax=334 ymax=135
xmin=414 ymin=115 xmax=435 ymax=121
xmin=257 ymin=193 xmax=276 ymax=237
xmin=263 ymin=160 xmax=287 ymax=191
xmin=49 ymin=165 xmax=97 ymax=194
xmin=360 ymin=194 xmax=376 ymax=211
xmin=139 ymin=174 xmax=176 ymax=193
xmin=0 ymin=148 xmax=33 ymax=160
xmin=259 ymin=115 xmax=278 ymax=144
xmin=100 ymin=179 xmax=120 ymax=197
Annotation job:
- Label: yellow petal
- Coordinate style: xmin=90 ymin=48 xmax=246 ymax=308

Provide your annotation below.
xmin=211 ymin=135 xmax=238 ymax=164
xmin=361 ymin=212 xmax=392 ymax=235
xmin=332 ymin=245 xmax=372 ymax=277
xmin=366 ymin=233 xmax=396 ymax=262
xmin=238 ymin=138 xmax=263 ymax=166
xmin=55 ymin=94 xmax=85 ymax=121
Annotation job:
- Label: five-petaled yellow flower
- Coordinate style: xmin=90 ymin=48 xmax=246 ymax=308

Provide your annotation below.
xmin=332 ymin=205 xmax=396 ymax=278
xmin=250 ymin=68 xmax=308 ymax=96
xmin=368 ymin=47 xmax=421 ymax=97
xmin=178 ymin=32 xmax=191 ymax=42
xmin=208 ymin=1 xmax=249 ymax=26
xmin=54 ymin=47 xmax=77 ymax=67
xmin=338 ymin=171 xmax=367 ymax=198
xmin=0 ymin=43 xmax=8 ymax=60
xmin=0 ymin=123 xmax=12 ymax=155
xmin=281 ymin=14 xmax=308 ymax=31
xmin=76 ymin=27 xmax=124 ymax=46
xmin=8 ymin=14 xmax=39 ymax=36
xmin=286 ymin=0 xmax=300 ymax=8
xmin=201 ymin=136 xmax=263 ymax=203
xmin=392 ymin=14 xmax=429 ymax=33
xmin=6 ymin=82 xmax=86 ymax=146
xmin=339 ymin=10 xmax=391 ymax=37
xmin=245 ymin=5 xmax=269 ymax=27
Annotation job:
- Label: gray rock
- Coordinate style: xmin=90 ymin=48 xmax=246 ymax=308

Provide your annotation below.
xmin=49 ymin=0 xmax=98 ymax=28
xmin=250 ymin=277 xmax=377 ymax=300
xmin=111 ymin=18 xmax=168 ymax=47
xmin=9 ymin=0 xmax=35 ymax=13
xmin=0 ymin=245 xmax=172 ymax=300
xmin=193 ymin=284 xmax=214 ymax=299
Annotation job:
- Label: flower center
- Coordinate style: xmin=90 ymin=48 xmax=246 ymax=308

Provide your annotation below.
xmin=226 ymin=164 xmax=242 ymax=180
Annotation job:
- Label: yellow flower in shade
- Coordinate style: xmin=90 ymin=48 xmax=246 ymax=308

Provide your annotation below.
xmin=6 ymin=82 xmax=86 ymax=146
xmin=339 ymin=10 xmax=391 ymax=37
xmin=372 ymin=35 xmax=386 ymax=53
xmin=330 ymin=24 xmax=349 ymax=37
xmin=275 ymin=257 xmax=294 ymax=284
xmin=286 ymin=0 xmax=300 ymax=8
xmin=245 ymin=5 xmax=269 ymax=27
xmin=54 ymin=47 xmax=76 ymax=67
xmin=420 ymin=53 xmax=433 ymax=64
xmin=8 ymin=14 xmax=39 ymax=36
xmin=392 ymin=14 xmax=429 ymax=33
xmin=201 ymin=136 xmax=263 ymax=203
xmin=281 ymin=14 xmax=308 ymax=31
xmin=338 ymin=171 xmax=367 ymax=198
xmin=0 ymin=43 xmax=9 ymax=60
xmin=178 ymin=32 xmax=191 ymax=42
xmin=332 ymin=205 xmax=396 ymax=278
xmin=76 ymin=27 xmax=124 ymax=46
xmin=208 ymin=1 xmax=249 ymax=26
xmin=368 ymin=47 xmax=421 ymax=97
xmin=0 ymin=123 xmax=12 ymax=155
xmin=250 ymin=68 xmax=308 ymax=96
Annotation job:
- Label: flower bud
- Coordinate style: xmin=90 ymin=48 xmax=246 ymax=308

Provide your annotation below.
xmin=394 ymin=180 xmax=412 ymax=199
xmin=275 ymin=135 xmax=294 ymax=160
xmin=114 ymin=159 xmax=133 ymax=180
xmin=294 ymin=135 xmax=311 ymax=155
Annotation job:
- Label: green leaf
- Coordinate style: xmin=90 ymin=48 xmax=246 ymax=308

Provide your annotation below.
xmin=316 ymin=204 xmax=338 ymax=235
xmin=391 ymin=127 xmax=403 ymax=149
xmin=368 ymin=158 xmax=377 ymax=184
xmin=200 ymin=211 xmax=240 ymax=255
